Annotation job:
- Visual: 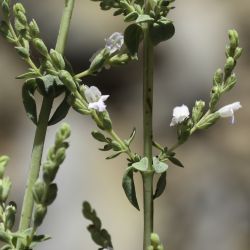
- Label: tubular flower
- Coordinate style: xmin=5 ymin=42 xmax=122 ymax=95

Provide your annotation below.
xmin=170 ymin=104 xmax=190 ymax=126
xmin=85 ymin=86 xmax=109 ymax=112
xmin=217 ymin=102 xmax=242 ymax=124
xmin=105 ymin=32 xmax=124 ymax=54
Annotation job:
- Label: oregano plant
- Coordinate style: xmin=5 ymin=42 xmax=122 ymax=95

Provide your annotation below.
xmin=0 ymin=0 xmax=243 ymax=249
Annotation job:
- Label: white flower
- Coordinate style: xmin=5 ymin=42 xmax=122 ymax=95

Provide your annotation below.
xmin=170 ymin=104 xmax=190 ymax=126
xmin=85 ymin=86 xmax=109 ymax=112
xmin=217 ymin=101 xmax=242 ymax=124
xmin=105 ymin=32 xmax=124 ymax=54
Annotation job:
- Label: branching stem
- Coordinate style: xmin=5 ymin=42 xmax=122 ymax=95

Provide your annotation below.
xmin=18 ymin=0 xmax=75 ymax=240
xmin=142 ymin=19 xmax=154 ymax=249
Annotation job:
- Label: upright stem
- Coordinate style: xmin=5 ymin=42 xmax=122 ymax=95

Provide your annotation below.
xmin=18 ymin=0 xmax=75 ymax=234
xmin=142 ymin=20 xmax=154 ymax=250
xmin=18 ymin=96 xmax=53 ymax=232
xmin=55 ymin=0 xmax=76 ymax=54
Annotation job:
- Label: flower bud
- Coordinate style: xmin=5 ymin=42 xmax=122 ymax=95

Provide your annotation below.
xmin=32 ymin=38 xmax=48 ymax=57
xmin=0 ymin=177 xmax=12 ymax=202
xmin=109 ymin=53 xmax=130 ymax=66
xmin=228 ymin=29 xmax=239 ymax=49
xmin=15 ymin=11 xmax=27 ymax=25
xmin=55 ymin=148 xmax=66 ymax=165
xmin=57 ymin=123 xmax=71 ymax=141
xmin=0 ymin=156 xmax=9 ymax=179
xmin=224 ymin=74 xmax=237 ymax=92
xmin=192 ymin=100 xmax=205 ymax=124
xmin=234 ymin=47 xmax=243 ymax=60
xmin=33 ymin=180 xmax=46 ymax=204
xmin=34 ymin=204 xmax=47 ymax=228
xmin=29 ymin=19 xmax=40 ymax=37
xmin=157 ymin=245 xmax=164 ymax=250
xmin=99 ymin=111 xmax=112 ymax=130
xmin=43 ymin=162 xmax=56 ymax=184
xmin=13 ymin=3 xmax=26 ymax=15
xmin=50 ymin=49 xmax=65 ymax=70
xmin=151 ymin=233 xmax=161 ymax=248
xmin=58 ymin=70 xmax=77 ymax=92
xmin=196 ymin=113 xmax=220 ymax=130
xmin=224 ymin=57 xmax=235 ymax=74
xmin=209 ymin=86 xmax=221 ymax=110
xmin=213 ymin=68 xmax=223 ymax=86
xmin=2 ymin=1 xmax=10 ymax=18
xmin=5 ymin=203 xmax=16 ymax=230
xmin=147 ymin=246 xmax=154 ymax=250
xmin=71 ymin=97 xmax=91 ymax=115
xmin=44 ymin=60 xmax=55 ymax=71
xmin=89 ymin=49 xmax=109 ymax=73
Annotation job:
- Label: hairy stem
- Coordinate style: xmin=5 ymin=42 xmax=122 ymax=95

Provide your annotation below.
xmin=18 ymin=96 xmax=53 ymax=232
xmin=142 ymin=20 xmax=154 ymax=249
xmin=55 ymin=0 xmax=76 ymax=54
xmin=18 ymin=0 xmax=75 ymax=236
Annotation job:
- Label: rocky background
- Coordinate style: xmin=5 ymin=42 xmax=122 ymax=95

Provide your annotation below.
xmin=0 ymin=0 xmax=249 ymax=249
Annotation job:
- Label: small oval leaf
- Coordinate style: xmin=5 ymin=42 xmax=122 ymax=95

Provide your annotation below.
xmin=132 ymin=157 xmax=148 ymax=172
xmin=48 ymin=92 xmax=71 ymax=126
xmin=122 ymin=167 xmax=140 ymax=210
xmin=124 ymin=24 xmax=143 ymax=57
xmin=153 ymin=172 xmax=167 ymax=199
xmin=153 ymin=157 xmax=168 ymax=174
xmin=22 ymin=79 xmax=37 ymax=125
xmin=149 ymin=21 xmax=175 ymax=46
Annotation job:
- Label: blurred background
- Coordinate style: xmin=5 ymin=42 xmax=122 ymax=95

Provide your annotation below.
xmin=0 ymin=0 xmax=250 ymax=249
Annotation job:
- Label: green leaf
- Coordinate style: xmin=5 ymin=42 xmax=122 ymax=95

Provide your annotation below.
xmin=153 ymin=172 xmax=167 ymax=199
xmin=136 ymin=14 xmax=154 ymax=23
xmin=124 ymin=11 xmax=138 ymax=22
xmin=125 ymin=127 xmax=136 ymax=145
xmin=153 ymin=157 xmax=168 ymax=174
xmin=122 ymin=167 xmax=140 ymax=210
xmin=99 ymin=144 xmax=113 ymax=151
xmin=106 ymin=151 xmax=123 ymax=160
xmin=169 ymin=157 xmax=184 ymax=168
xmin=15 ymin=46 xmax=29 ymax=58
xmin=0 ymin=231 xmax=10 ymax=244
xmin=1 ymin=245 xmax=12 ymax=250
xmin=30 ymin=234 xmax=51 ymax=247
xmin=132 ymin=157 xmax=148 ymax=172
xmin=48 ymin=92 xmax=71 ymax=126
xmin=124 ymin=24 xmax=143 ymax=57
xmin=82 ymin=201 xmax=113 ymax=248
xmin=36 ymin=75 xmax=64 ymax=97
xmin=91 ymin=131 xmax=107 ymax=142
xmin=16 ymin=69 xmax=39 ymax=80
xmin=22 ymin=79 xmax=37 ymax=125
xmin=36 ymin=75 xmax=55 ymax=97
xmin=149 ymin=21 xmax=175 ymax=46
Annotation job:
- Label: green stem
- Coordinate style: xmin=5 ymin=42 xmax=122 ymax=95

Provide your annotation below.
xmin=55 ymin=0 xmax=76 ymax=54
xmin=18 ymin=0 xmax=75 ymax=238
xmin=18 ymin=96 xmax=53 ymax=232
xmin=75 ymin=69 xmax=91 ymax=79
xmin=142 ymin=21 xmax=154 ymax=249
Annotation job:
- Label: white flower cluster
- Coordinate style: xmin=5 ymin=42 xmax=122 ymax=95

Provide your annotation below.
xmin=170 ymin=104 xmax=190 ymax=126
xmin=84 ymin=86 xmax=109 ymax=112
xmin=217 ymin=102 xmax=242 ymax=124
xmin=170 ymin=102 xmax=241 ymax=126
